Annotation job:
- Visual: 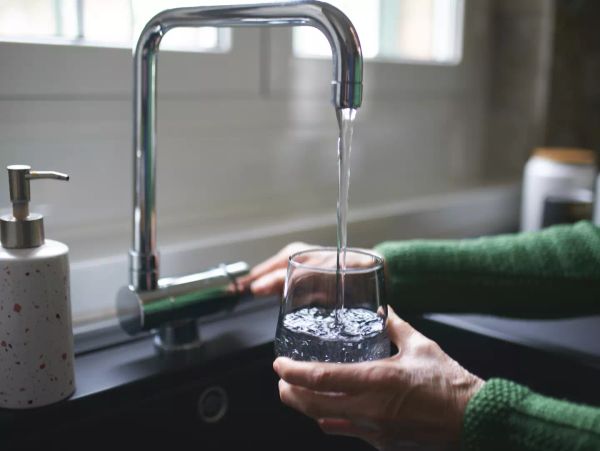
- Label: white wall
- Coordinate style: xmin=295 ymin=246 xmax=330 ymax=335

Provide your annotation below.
xmin=0 ymin=0 xmax=506 ymax=326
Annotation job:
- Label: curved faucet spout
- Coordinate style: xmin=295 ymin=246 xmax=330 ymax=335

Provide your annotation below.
xmin=131 ymin=1 xmax=363 ymax=290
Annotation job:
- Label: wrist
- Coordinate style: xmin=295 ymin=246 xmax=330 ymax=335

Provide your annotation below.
xmin=454 ymin=374 xmax=485 ymax=443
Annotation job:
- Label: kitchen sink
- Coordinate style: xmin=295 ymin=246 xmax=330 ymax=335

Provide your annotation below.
xmin=3 ymin=342 xmax=373 ymax=450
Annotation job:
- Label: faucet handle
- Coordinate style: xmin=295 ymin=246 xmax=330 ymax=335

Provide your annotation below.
xmin=117 ymin=261 xmax=250 ymax=338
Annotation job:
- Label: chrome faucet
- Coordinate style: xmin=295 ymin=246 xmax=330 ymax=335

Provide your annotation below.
xmin=117 ymin=1 xmax=363 ymax=353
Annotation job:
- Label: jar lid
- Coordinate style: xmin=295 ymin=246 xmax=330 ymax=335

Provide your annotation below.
xmin=533 ymin=147 xmax=597 ymax=166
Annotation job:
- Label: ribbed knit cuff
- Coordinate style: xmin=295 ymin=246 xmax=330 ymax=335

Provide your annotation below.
xmin=462 ymin=378 xmax=600 ymax=451
xmin=461 ymin=379 xmax=531 ymax=451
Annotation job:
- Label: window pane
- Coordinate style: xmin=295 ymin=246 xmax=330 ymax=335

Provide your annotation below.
xmin=132 ymin=0 xmax=276 ymax=52
xmin=0 ymin=0 xmax=236 ymax=52
xmin=0 ymin=0 xmax=61 ymax=39
xmin=294 ymin=0 xmax=380 ymax=59
xmin=83 ymin=0 xmax=132 ymax=45
xmin=131 ymin=0 xmax=222 ymax=52
xmin=293 ymin=0 xmax=464 ymax=64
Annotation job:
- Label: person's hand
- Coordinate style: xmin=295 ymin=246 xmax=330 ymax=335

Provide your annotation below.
xmin=238 ymin=242 xmax=383 ymax=297
xmin=273 ymin=307 xmax=484 ymax=450
xmin=238 ymin=242 xmax=314 ymax=296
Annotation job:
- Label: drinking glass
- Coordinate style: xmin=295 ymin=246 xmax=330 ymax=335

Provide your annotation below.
xmin=274 ymin=247 xmax=389 ymax=362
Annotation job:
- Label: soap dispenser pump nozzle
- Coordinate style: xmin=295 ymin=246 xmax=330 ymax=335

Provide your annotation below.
xmin=1 ymin=165 xmax=69 ymax=249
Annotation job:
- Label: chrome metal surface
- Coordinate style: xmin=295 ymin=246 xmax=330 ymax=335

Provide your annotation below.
xmin=155 ymin=319 xmax=202 ymax=353
xmin=117 ymin=262 xmax=250 ymax=336
xmin=7 ymin=165 xmax=31 ymax=220
xmin=28 ymin=171 xmax=70 ymax=182
xmin=130 ymin=1 xmax=363 ymax=290
xmin=1 ymin=165 xmax=69 ymax=249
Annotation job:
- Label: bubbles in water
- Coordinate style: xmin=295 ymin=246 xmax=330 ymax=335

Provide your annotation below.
xmin=275 ymin=307 xmax=389 ymax=363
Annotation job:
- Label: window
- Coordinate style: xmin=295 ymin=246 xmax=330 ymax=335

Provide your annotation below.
xmin=1 ymin=1 xmax=464 ymax=62
xmin=0 ymin=0 xmax=242 ymax=52
xmin=130 ymin=0 xmax=231 ymax=52
xmin=0 ymin=0 xmax=74 ymax=39
xmin=293 ymin=0 xmax=464 ymax=64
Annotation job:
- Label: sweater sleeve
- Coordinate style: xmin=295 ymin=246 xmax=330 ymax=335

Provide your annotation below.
xmin=373 ymin=221 xmax=600 ymax=318
xmin=462 ymin=379 xmax=600 ymax=451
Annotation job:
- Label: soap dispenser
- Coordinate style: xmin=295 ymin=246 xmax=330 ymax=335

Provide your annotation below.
xmin=0 ymin=165 xmax=75 ymax=408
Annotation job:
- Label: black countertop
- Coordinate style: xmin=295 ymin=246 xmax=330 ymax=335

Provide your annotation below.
xmin=1 ymin=296 xmax=599 ymax=449
xmin=429 ymin=313 xmax=600 ymax=369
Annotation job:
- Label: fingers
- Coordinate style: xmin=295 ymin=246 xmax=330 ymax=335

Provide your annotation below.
xmin=249 ymin=267 xmax=288 ymax=296
xmin=238 ymin=242 xmax=310 ymax=292
xmin=279 ymin=379 xmax=356 ymax=419
xmin=247 ymin=250 xmax=287 ymax=280
xmin=274 ymin=357 xmax=379 ymax=394
xmin=256 ymin=242 xmax=309 ymax=276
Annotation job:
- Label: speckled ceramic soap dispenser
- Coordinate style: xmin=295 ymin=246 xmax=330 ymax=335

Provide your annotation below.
xmin=0 ymin=165 xmax=74 ymax=409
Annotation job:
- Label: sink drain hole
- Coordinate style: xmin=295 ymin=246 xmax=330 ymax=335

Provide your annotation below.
xmin=197 ymin=386 xmax=228 ymax=423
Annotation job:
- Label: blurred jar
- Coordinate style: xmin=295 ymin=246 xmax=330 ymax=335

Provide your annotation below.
xmin=594 ymin=175 xmax=600 ymax=225
xmin=520 ymin=147 xmax=597 ymax=232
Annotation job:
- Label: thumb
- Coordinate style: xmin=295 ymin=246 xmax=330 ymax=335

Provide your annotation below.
xmin=386 ymin=305 xmax=415 ymax=348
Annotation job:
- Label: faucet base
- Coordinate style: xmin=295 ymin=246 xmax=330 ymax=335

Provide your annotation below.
xmin=154 ymin=319 xmax=203 ymax=353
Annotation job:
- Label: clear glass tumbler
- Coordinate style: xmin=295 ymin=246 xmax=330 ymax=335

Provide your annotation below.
xmin=274 ymin=247 xmax=390 ymax=362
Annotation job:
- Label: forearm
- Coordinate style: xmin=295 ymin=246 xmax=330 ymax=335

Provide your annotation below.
xmin=462 ymin=379 xmax=600 ymax=451
xmin=374 ymin=221 xmax=600 ymax=318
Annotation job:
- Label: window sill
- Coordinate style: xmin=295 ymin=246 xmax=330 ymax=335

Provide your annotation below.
xmin=0 ymin=35 xmax=229 ymax=54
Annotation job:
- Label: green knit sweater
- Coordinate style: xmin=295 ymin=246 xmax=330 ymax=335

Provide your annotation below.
xmin=374 ymin=221 xmax=600 ymax=451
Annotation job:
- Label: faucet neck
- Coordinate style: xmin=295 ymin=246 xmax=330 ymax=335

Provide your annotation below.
xmin=131 ymin=1 xmax=363 ymax=290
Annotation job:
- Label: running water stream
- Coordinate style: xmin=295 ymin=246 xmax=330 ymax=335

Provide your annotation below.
xmin=336 ymin=107 xmax=357 ymax=317
xmin=273 ymin=107 xmax=390 ymax=362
